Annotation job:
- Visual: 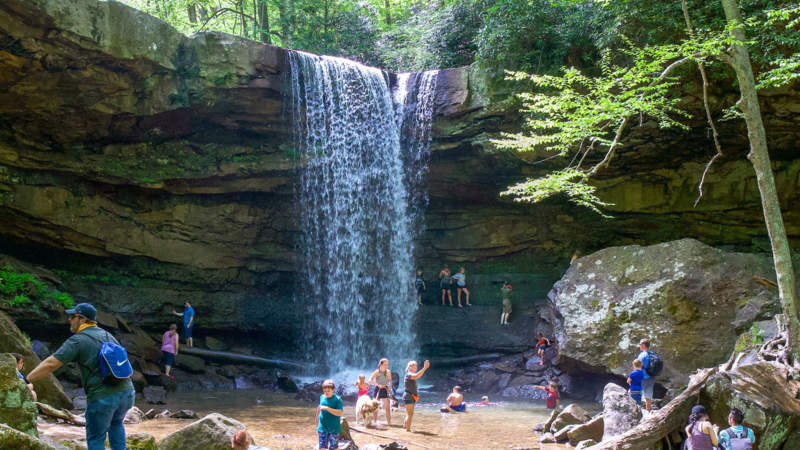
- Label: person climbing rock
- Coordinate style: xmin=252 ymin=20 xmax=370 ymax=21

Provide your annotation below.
xmin=536 ymin=332 xmax=552 ymax=365
xmin=439 ymin=265 xmax=453 ymax=306
xmin=171 ymin=301 xmax=195 ymax=347
xmin=26 ymin=303 xmax=135 ymax=450
xmin=161 ymin=323 xmax=179 ymax=378
xmin=500 ymin=281 xmax=513 ymax=325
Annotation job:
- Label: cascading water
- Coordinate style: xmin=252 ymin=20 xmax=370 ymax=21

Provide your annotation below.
xmin=289 ymin=51 xmax=437 ymax=374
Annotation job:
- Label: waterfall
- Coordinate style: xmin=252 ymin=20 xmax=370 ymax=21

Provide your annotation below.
xmin=289 ymin=51 xmax=437 ymax=373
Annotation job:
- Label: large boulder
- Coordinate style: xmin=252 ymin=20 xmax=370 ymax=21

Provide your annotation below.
xmin=602 ymin=383 xmax=641 ymax=439
xmin=567 ymin=415 xmax=604 ymax=446
xmin=0 ymin=353 xmax=39 ymax=437
xmin=0 ymin=423 xmax=59 ymax=449
xmin=0 ymin=311 xmax=72 ymax=409
xmin=701 ymin=361 xmax=800 ymax=449
xmin=550 ymin=404 xmax=591 ymax=432
xmin=546 ymin=239 xmax=779 ymax=387
xmin=157 ymin=413 xmax=249 ymax=450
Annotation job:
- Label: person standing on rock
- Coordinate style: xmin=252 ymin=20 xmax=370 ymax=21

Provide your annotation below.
xmin=452 ymin=267 xmax=471 ymax=307
xmin=26 ymin=303 xmax=135 ymax=450
xmin=627 ymin=359 xmax=645 ymax=405
xmin=500 ymin=281 xmax=512 ymax=325
xmin=414 ymin=268 xmax=426 ymax=306
xmin=171 ymin=301 xmax=195 ymax=347
xmin=11 ymin=352 xmax=37 ymax=401
xmin=161 ymin=323 xmax=179 ymax=379
xmin=316 ymin=379 xmax=343 ymax=449
xmin=439 ymin=265 xmax=453 ymax=306
xmin=637 ymin=338 xmax=655 ymax=412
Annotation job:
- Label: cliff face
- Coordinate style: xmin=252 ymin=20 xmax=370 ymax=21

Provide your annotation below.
xmin=1 ymin=0 xmax=798 ymax=355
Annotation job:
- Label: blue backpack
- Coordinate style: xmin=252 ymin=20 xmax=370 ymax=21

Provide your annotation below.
xmin=85 ymin=331 xmax=133 ymax=385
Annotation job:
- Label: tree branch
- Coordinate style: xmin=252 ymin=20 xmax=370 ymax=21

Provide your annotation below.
xmin=197 ymin=7 xmax=256 ymax=32
xmin=682 ymin=0 xmax=725 ymax=208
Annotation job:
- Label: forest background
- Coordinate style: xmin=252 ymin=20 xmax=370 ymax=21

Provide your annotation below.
xmin=120 ymin=0 xmax=799 ymax=76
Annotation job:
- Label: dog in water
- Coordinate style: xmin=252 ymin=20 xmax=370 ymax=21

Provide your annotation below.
xmin=355 ymin=396 xmax=381 ymax=427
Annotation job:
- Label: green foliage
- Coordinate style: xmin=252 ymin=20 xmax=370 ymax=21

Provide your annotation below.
xmin=501 ymin=168 xmax=612 ymax=215
xmin=0 ymin=265 xmax=75 ymax=309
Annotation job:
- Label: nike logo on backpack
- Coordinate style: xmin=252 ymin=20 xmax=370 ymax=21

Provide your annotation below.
xmin=117 ymin=360 xmax=128 ymax=366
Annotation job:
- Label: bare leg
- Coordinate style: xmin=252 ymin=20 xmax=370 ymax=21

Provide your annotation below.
xmin=188 ymin=337 xmax=193 ymax=347
xmin=464 ymin=288 xmax=471 ymax=306
xmin=645 ymin=398 xmax=652 ymax=412
xmin=383 ymin=397 xmax=391 ymax=425
xmin=441 ymin=289 xmax=446 ymax=305
xmin=457 ymin=288 xmax=462 ymax=305
xmin=165 ymin=364 xmax=171 ymax=376
xmin=404 ymin=403 xmax=414 ymax=431
xmin=447 ymin=290 xmax=453 ymax=306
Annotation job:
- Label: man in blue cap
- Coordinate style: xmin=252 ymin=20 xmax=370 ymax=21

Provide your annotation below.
xmin=27 ymin=303 xmax=135 ymax=450
xmin=171 ymin=301 xmax=195 ymax=347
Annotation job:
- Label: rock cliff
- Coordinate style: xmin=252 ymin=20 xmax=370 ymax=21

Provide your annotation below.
xmin=1 ymin=0 xmax=799 ymax=359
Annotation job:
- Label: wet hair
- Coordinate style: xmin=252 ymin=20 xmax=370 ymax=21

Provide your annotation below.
xmin=453 ymin=386 xmax=461 ymax=393
xmin=231 ymin=430 xmax=249 ymax=449
xmin=378 ymin=358 xmax=388 ymax=370
xmin=633 ymin=359 xmax=643 ymax=368
xmin=11 ymin=353 xmax=24 ymax=363
xmin=481 ymin=396 xmax=488 ymax=402
xmin=406 ymin=360 xmax=417 ymax=373
xmin=169 ymin=324 xmax=177 ymax=331
xmin=322 ymin=379 xmax=335 ymax=389
xmin=730 ymin=408 xmax=744 ymax=425
xmin=640 ymin=338 xmax=651 ymax=349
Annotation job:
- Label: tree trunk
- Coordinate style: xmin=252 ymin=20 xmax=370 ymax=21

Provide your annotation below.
xmin=720 ymin=0 xmax=800 ymax=363
xmin=258 ymin=0 xmax=270 ymax=43
xmin=384 ymin=0 xmax=391 ymax=26
xmin=592 ymin=368 xmax=717 ymax=449
xmin=188 ymin=4 xmax=197 ymax=23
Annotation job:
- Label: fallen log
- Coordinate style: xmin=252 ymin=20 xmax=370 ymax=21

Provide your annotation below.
xmin=36 ymin=402 xmax=85 ymax=426
xmin=179 ymin=347 xmax=305 ymax=370
xmin=591 ymin=364 xmax=724 ymax=449
xmin=347 ymin=422 xmax=433 ymax=449
xmin=430 ymin=353 xmax=503 ymax=366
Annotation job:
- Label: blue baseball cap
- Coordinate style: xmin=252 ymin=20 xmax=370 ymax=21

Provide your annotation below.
xmin=65 ymin=303 xmax=97 ymax=321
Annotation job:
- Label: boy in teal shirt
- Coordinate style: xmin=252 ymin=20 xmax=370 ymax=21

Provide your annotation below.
xmin=316 ymin=379 xmax=343 ymax=449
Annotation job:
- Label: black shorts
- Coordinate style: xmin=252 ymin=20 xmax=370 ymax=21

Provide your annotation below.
xmin=417 ymin=285 xmax=425 ymax=294
xmin=377 ymin=387 xmax=389 ymax=399
xmin=402 ymin=392 xmax=416 ymax=404
xmin=456 ymin=284 xmax=466 ymax=290
xmin=162 ymin=351 xmax=175 ymax=366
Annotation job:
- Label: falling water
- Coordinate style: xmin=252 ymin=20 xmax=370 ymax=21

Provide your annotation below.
xmin=289 ymin=51 xmax=437 ymax=373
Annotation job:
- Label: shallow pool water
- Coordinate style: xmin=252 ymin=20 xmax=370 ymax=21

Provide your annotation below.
xmin=128 ymin=390 xmax=598 ymax=449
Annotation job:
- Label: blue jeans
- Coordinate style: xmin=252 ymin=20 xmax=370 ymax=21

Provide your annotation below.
xmin=85 ymin=389 xmax=135 ymax=450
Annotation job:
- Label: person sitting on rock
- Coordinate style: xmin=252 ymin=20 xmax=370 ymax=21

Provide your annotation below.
xmin=536 ymin=332 xmax=552 ymax=365
xmin=11 ymin=352 xmax=37 ymax=401
xmin=719 ymin=408 xmax=756 ymax=450
xmin=532 ymin=381 xmax=559 ymax=409
xmin=685 ymin=405 xmax=720 ymax=450
xmin=443 ymin=385 xmax=466 ymax=412
xmin=627 ymin=359 xmax=644 ymax=405
xmin=500 ymin=281 xmax=513 ymax=325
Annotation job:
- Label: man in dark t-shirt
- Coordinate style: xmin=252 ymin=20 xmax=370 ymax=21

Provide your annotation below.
xmin=27 ymin=303 xmax=135 ymax=450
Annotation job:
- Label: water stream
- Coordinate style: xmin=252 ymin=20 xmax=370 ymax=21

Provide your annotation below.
xmin=289 ymin=52 xmax=437 ymax=373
